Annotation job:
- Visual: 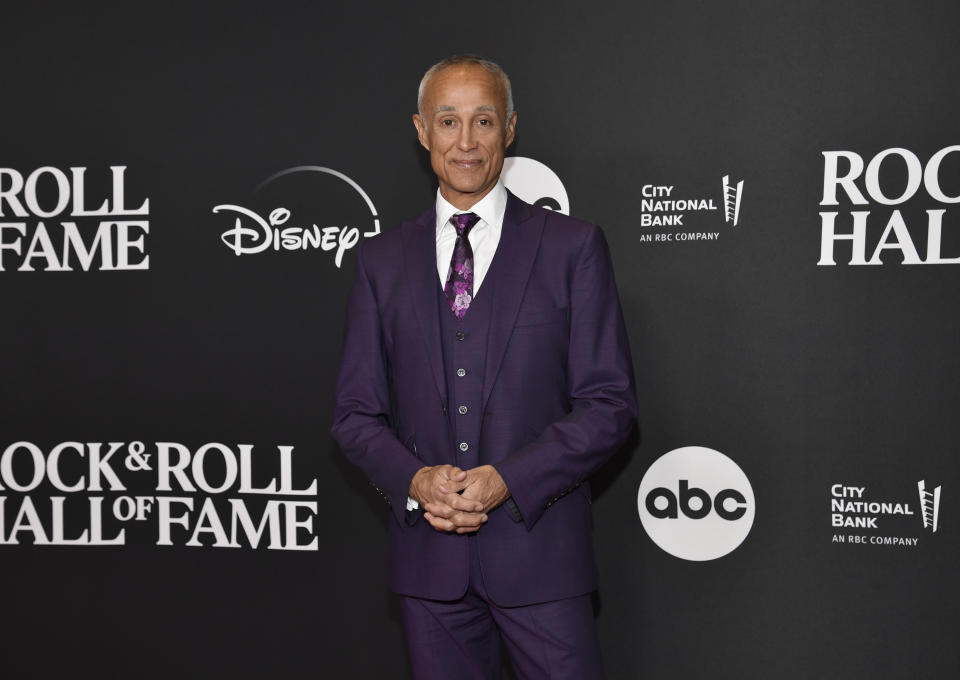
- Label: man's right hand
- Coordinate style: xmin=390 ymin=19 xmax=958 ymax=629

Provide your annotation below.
xmin=409 ymin=465 xmax=488 ymax=534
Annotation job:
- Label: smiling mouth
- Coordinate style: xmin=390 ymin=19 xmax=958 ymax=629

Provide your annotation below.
xmin=452 ymin=159 xmax=483 ymax=169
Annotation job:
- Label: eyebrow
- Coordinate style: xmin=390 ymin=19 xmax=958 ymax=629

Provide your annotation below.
xmin=432 ymin=105 xmax=498 ymax=114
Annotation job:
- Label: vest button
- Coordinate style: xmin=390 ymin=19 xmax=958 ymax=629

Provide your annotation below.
xmin=456 ymin=368 xmax=466 ymax=377
xmin=455 ymin=331 xmax=466 ymax=340
xmin=459 ymin=442 xmax=469 ymax=452
xmin=442 ymin=406 xmax=448 ymax=415
xmin=458 ymin=405 xmax=468 ymax=415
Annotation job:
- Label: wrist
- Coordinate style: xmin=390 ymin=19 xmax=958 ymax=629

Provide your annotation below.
xmin=408 ymin=465 xmax=429 ymax=504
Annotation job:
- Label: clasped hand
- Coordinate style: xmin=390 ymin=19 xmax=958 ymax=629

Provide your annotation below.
xmin=409 ymin=464 xmax=510 ymax=534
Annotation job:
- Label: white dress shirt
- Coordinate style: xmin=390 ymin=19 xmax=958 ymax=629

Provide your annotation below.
xmin=434 ymin=178 xmax=508 ymax=293
xmin=407 ymin=178 xmax=508 ymax=512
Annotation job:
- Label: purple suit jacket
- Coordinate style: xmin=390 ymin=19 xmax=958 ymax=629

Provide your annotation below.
xmin=332 ymin=192 xmax=636 ymax=606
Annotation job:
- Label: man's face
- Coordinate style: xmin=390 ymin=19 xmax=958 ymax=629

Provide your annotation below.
xmin=413 ymin=65 xmax=517 ymax=210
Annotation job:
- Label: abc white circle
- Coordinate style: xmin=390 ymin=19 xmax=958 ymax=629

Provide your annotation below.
xmin=501 ymin=157 xmax=570 ymax=215
xmin=637 ymin=446 xmax=755 ymax=561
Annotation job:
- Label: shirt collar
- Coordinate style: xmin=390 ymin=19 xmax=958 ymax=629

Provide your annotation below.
xmin=435 ymin=178 xmax=508 ymax=237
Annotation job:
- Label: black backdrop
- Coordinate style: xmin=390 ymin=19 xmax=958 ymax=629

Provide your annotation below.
xmin=2 ymin=2 xmax=958 ymax=678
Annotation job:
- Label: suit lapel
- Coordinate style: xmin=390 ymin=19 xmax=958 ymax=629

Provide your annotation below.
xmin=482 ymin=193 xmax=543 ymax=411
xmin=402 ymin=206 xmax=447 ymax=407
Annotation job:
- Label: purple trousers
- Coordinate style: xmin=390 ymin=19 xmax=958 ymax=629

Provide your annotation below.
xmin=400 ymin=535 xmax=605 ymax=680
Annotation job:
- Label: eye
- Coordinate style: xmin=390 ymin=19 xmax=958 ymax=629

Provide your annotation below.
xmin=477 ymin=118 xmax=492 ymax=127
xmin=439 ymin=118 xmax=456 ymax=127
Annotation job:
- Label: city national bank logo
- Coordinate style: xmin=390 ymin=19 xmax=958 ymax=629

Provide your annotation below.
xmin=637 ymin=446 xmax=755 ymax=561
xmin=502 ymin=156 xmax=570 ymax=215
xmin=212 ymin=166 xmax=380 ymax=268
xmin=0 ymin=166 xmax=150 ymax=272
xmin=722 ymin=175 xmax=744 ymax=226
xmin=830 ymin=480 xmax=942 ymax=547
xmin=918 ymin=480 xmax=941 ymax=532
xmin=819 ymin=145 xmax=960 ymax=265
xmin=638 ymin=175 xmax=744 ymax=244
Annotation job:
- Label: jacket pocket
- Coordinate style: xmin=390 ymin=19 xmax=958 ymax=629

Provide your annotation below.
xmin=514 ymin=306 xmax=569 ymax=328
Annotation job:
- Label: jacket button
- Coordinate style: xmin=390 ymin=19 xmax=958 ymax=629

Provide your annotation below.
xmin=458 ymin=405 xmax=468 ymax=415
xmin=456 ymin=368 xmax=466 ymax=377
xmin=455 ymin=331 xmax=466 ymax=340
xmin=459 ymin=442 xmax=469 ymax=452
xmin=442 ymin=405 xmax=448 ymax=415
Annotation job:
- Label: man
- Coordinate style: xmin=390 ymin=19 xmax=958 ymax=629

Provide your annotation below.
xmin=332 ymin=55 xmax=636 ymax=679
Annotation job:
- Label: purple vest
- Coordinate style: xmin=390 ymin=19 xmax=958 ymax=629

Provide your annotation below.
xmin=438 ymin=271 xmax=494 ymax=467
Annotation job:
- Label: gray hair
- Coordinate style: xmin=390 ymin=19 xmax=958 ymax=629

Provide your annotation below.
xmin=417 ymin=55 xmax=514 ymax=124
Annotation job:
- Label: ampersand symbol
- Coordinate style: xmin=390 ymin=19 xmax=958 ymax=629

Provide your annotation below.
xmin=125 ymin=441 xmax=152 ymax=471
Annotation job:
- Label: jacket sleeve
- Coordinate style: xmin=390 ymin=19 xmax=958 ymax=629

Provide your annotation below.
xmin=495 ymin=224 xmax=637 ymax=530
xmin=330 ymin=244 xmax=424 ymax=527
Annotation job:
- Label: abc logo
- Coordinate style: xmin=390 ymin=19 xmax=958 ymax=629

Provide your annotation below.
xmin=637 ymin=446 xmax=755 ymax=561
xmin=645 ymin=480 xmax=747 ymax=521
xmin=501 ymin=157 xmax=570 ymax=215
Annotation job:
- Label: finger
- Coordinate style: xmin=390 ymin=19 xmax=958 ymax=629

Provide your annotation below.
xmin=442 ymin=493 xmax=484 ymax=513
xmin=423 ymin=512 xmax=456 ymax=532
xmin=455 ymin=516 xmax=489 ymax=534
xmin=428 ymin=518 xmax=455 ymax=532
xmin=436 ymin=465 xmax=465 ymax=480
xmin=423 ymin=502 xmax=456 ymax=519
xmin=459 ymin=485 xmax=487 ymax=505
xmin=438 ymin=478 xmax=470 ymax=495
xmin=447 ymin=511 xmax=487 ymax=529
xmin=427 ymin=502 xmax=485 ymax=526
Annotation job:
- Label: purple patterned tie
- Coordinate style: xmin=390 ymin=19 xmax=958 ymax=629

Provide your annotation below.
xmin=443 ymin=212 xmax=480 ymax=319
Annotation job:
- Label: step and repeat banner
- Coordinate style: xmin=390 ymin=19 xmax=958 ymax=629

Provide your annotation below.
xmin=2 ymin=2 xmax=957 ymax=678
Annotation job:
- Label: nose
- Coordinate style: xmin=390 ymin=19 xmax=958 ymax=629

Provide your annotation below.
xmin=457 ymin=124 xmax=477 ymax=151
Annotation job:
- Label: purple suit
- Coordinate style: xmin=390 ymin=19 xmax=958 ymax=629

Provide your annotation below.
xmin=332 ymin=191 xmax=636 ymax=607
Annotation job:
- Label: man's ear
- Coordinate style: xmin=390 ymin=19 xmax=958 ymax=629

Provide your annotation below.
xmin=413 ymin=114 xmax=430 ymax=151
xmin=504 ymin=111 xmax=517 ymax=148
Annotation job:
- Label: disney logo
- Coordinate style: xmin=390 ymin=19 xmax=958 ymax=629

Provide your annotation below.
xmin=212 ymin=205 xmax=360 ymax=268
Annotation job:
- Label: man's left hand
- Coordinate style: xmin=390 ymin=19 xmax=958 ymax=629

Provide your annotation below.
xmin=459 ymin=465 xmax=511 ymax=513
